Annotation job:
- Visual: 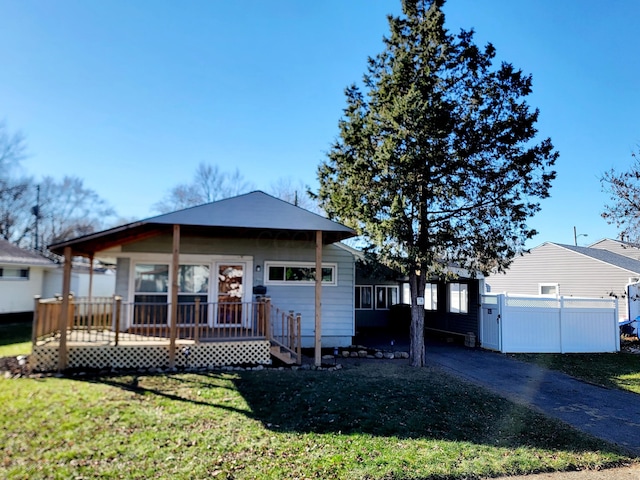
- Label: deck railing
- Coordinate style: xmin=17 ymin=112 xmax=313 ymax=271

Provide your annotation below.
xmin=33 ymin=295 xmax=299 ymax=357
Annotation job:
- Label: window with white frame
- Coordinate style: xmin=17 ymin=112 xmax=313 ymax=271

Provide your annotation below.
xmin=265 ymin=262 xmax=337 ymax=285
xmin=133 ymin=263 xmax=169 ymax=325
xmin=355 ymin=285 xmax=373 ymax=309
xmin=539 ymin=283 xmax=559 ymax=296
xmin=375 ymin=285 xmax=399 ymax=310
xmin=424 ymin=283 xmax=438 ymax=310
xmin=0 ymin=267 xmax=29 ymax=279
xmin=448 ymin=282 xmax=468 ymax=314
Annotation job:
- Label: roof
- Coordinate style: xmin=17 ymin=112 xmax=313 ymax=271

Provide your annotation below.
xmin=49 ymin=191 xmax=357 ymax=256
xmin=549 ymin=242 xmax=640 ymax=274
xmin=0 ymin=238 xmax=55 ymax=267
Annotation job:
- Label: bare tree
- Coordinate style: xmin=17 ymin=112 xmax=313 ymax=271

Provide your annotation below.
xmin=38 ymin=176 xmax=116 ymax=246
xmin=152 ymin=162 xmax=255 ymax=213
xmin=268 ymin=177 xmax=322 ymax=213
xmin=0 ymin=121 xmax=34 ymax=246
xmin=601 ymin=148 xmax=640 ymax=242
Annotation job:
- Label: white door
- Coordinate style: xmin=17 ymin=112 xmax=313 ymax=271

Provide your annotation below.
xmin=480 ymin=296 xmax=501 ymax=351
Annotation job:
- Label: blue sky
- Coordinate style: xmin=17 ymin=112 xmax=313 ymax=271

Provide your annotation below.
xmin=1 ymin=0 xmax=638 ymax=248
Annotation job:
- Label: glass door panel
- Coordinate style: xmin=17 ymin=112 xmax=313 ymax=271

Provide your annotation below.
xmin=216 ymin=264 xmax=244 ymax=326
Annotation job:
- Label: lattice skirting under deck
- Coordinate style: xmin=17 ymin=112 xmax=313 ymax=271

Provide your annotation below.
xmin=31 ymin=341 xmax=272 ymax=372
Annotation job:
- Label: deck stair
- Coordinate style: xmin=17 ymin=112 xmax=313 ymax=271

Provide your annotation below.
xmin=270 ymin=340 xmax=299 ymax=365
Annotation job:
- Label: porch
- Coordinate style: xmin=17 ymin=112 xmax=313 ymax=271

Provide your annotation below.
xmin=31 ymin=295 xmax=302 ymax=371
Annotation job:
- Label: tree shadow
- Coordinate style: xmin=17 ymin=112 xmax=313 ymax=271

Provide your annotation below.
xmin=72 ymin=362 xmax=627 ymax=457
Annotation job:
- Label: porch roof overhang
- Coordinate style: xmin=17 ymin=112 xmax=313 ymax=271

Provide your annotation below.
xmin=48 ymin=191 xmax=357 ymax=257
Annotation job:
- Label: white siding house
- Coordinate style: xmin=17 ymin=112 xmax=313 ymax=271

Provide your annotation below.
xmin=0 ymin=238 xmax=55 ymax=316
xmin=486 ymin=242 xmax=640 ymax=321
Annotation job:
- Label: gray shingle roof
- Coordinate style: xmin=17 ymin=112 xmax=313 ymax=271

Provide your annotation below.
xmin=0 ymin=238 xmax=55 ymax=267
xmin=554 ymin=243 xmax=640 ymax=274
xmin=145 ymin=191 xmax=354 ymax=233
xmin=49 ymin=191 xmax=356 ymax=256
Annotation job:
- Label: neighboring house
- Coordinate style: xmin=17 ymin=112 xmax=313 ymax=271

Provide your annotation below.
xmin=42 ymin=260 xmax=116 ymax=299
xmin=36 ymin=191 xmax=356 ymax=371
xmin=0 ymin=238 xmax=55 ymax=319
xmin=485 ymin=241 xmax=640 ymax=321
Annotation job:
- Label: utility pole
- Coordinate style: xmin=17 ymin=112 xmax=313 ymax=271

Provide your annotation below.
xmin=31 ymin=184 xmax=41 ymax=251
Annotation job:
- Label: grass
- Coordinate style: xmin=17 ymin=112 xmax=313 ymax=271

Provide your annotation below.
xmin=510 ymin=336 xmax=640 ymax=394
xmin=0 ymin=363 xmax=632 ymax=479
xmin=0 ymin=321 xmax=31 ymax=358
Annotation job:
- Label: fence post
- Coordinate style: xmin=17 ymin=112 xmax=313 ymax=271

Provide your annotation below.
xmin=32 ymin=295 xmax=41 ymax=346
xmin=264 ymin=297 xmax=272 ymax=340
xmin=114 ymin=296 xmax=121 ymax=346
xmin=559 ymin=295 xmax=564 ymax=354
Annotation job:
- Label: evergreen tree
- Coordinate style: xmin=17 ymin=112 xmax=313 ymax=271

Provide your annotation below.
xmin=317 ymin=0 xmax=557 ymax=366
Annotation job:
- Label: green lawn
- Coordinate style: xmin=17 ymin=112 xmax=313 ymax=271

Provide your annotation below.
xmin=0 ymin=363 xmax=632 ymax=479
xmin=0 ymin=321 xmax=31 ymax=357
xmin=511 ymin=337 xmax=640 ymax=394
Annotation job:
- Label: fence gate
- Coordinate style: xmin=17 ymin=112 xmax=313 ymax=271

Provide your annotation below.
xmin=626 ymin=282 xmax=640 ymax=336
xmin=480 ymin=295 xmax=501 ymax=351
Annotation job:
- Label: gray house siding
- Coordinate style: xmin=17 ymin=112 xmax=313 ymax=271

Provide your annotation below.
xmin=112 ymin=235 xmax=355 ymax=347
xmin=486 ymin=243 xmax=637 ymax=320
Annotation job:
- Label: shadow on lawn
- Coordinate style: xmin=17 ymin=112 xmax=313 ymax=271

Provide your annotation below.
xmin=77 ymin=362 xmax=625 ymax=456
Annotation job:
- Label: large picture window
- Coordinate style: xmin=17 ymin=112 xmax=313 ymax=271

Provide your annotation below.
xmin=375 ymin=286 xmax=399 ymax=310
xmin=265 ymin=262 xmax=337 ymax=285
xmin=355 ymin=285 xmax=373 ymax=309
xmin=448 ymin=283 xmax=468 ymax=314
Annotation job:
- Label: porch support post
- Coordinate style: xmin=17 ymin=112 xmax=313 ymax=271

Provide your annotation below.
xmin=58 ymin=246 xmax=72 ymax=371
xmin=88 ymin=254 xmax=94 ymax=301
xmin=169 ymin=224 xmax=180 ymax=369
xmin=314 ymin=230 xmax=322 ymax=367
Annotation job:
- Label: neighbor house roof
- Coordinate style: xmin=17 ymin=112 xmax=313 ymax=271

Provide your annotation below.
xmin=0 ymin=238 xmax=55 ymax=267
xmin=49 ymin=191 xmax=357 ymax=257
xmin=550 ymin=243 xmax=640 ymax=274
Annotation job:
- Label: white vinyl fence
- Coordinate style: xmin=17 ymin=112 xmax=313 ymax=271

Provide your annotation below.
xmin=480 ymin=294 xmax=619 ymax=353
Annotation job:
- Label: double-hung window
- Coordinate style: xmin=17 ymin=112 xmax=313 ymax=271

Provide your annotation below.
xmin=355 ymin=285 xmax=373 ymax=309
xmin=375 ymin=285 xmax=399 ymax=310
xmin=424 ymin=283 xmax=438 ymax=310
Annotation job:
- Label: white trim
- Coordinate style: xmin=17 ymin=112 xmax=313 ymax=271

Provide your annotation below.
xmin=375 ymin=285 xmax=399 ymax=310
xmin=355 ymin=285 xmax=373 ymax=310
xmin=264 ymin=261 xmax=338 ymax=286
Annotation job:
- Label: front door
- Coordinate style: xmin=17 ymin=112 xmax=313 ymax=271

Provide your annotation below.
xmin=215 ymin=263 xmax=247 ymax=327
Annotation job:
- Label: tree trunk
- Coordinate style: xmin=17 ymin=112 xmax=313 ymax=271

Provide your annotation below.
xmin=409 ymin=270 xmax=426 ymax=367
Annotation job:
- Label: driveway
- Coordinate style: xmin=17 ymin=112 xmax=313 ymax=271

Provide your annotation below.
xmin=425 ymin=343 xmax=640 ymax=456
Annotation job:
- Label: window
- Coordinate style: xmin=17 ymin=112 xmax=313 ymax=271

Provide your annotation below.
xmin=0 ymin=267 xmax=29 ymax=279
xmin=355 ymin=285 xmax=373 ymax=309
xmin=424 ymin=283 xmax=438 ymax=310
xmin=178 ymin=265 xmax=209 ymax=325
xmin=265 ymin=262 xmax=336 ymax=285
xmin=448 ymin=283 xmax=468 ymax=314
xmin=133 ymin=264 xmax=169 ymax=325
xmin=539 ymin=283 xmax=559 ymax=296
xmin=375 ymin=285 xmax=399 ymax=310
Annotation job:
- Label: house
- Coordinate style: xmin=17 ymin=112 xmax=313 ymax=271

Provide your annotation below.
xmin=0 ymin=238 xmax=56 ymax=321
xmin=485 ymin=241 xmax=640 ymax=322
xmin=340 ymin=242 xmax=484 ymax=343
xmin=34 ymin=191 xmax=356 ymax=371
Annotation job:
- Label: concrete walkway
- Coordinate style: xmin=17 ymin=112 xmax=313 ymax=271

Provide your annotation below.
xmin=425 ymin=344 xmax=640 ymax=456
